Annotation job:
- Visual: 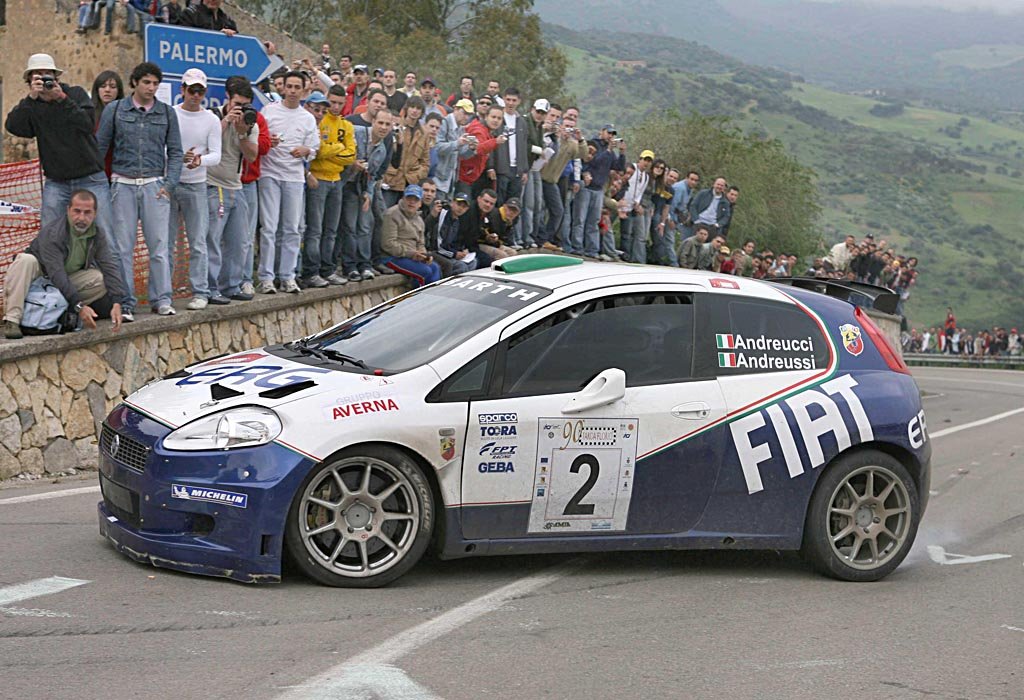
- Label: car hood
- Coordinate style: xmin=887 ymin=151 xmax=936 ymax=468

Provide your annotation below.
xmin=124 ymin=349 xmax=389 ymax=428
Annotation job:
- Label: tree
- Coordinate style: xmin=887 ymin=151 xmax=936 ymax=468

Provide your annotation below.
xmin=628 ymin=113 xmax=821 ymax=256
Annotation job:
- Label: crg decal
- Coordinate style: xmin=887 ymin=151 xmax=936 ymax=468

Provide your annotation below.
xmin=730 ymin=374 xmax=874 ymax=494
xmin=178 ymin=364 xmax=332 ymax=388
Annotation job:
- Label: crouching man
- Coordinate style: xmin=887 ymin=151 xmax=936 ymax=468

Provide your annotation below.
xmin=3 ymin=190 xmax=125 ymax=339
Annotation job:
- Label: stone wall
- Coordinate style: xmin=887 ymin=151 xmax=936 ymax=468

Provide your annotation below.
xmin=2 ymin=1 xmax=314 ymax=162
xmin=0 ymin=278 xmax=406 ymax=480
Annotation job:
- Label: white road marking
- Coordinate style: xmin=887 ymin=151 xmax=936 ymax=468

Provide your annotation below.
xmin=0 ymin=485 xmax=100 ymax=505
xmin=281 ymin=560 xmax=581 ymax=699
xmin=926 ymin=545 xmax=1012 ymax=566
xmin=1002 ymin=625 xmax=1024 ymax=633
xmin=0 ymin=576 xmax=90 ymax=606
xmin=0 ymin=606 xmax=73 ymax=618
xmin=929 ymin=406 xmax=1024 ymax=439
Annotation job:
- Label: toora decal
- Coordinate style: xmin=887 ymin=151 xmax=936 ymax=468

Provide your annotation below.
xmin=839 ymin=324 xmax=864 ymax=356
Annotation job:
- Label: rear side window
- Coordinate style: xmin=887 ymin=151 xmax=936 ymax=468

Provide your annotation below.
xmin=501 ymin=293 xmax=695 ymax=396
xmin=702 ymin=295 xmax=829 ymax=376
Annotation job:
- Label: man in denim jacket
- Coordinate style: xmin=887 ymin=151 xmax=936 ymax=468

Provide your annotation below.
xmin=96 ymin=61 xmax=183 ymax=319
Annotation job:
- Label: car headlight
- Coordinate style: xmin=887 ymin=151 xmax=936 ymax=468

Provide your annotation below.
xmin=162 ymin=406 xmax=282 ymax=451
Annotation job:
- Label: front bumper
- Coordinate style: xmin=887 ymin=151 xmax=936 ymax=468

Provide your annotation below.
xmin=97 ymin=404 xmax=316 ymax=583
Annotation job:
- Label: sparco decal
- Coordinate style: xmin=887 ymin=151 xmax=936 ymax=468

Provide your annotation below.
xmin=479 ymin=413 xmax=518 ymax=424
xmin=729 ymin=374 xmax=873 ymax=494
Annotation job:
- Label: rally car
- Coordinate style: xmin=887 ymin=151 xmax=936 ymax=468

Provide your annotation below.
xmin=97 ymin=255 xmax=931 ymax=587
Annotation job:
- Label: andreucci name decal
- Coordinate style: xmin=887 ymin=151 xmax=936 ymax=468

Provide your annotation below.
xmin=717 ymin=333 xmax=818 ymax=370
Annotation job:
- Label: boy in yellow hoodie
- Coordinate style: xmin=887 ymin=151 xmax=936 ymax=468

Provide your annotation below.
xmin=302 ymin=85 xmax=356 ymax=286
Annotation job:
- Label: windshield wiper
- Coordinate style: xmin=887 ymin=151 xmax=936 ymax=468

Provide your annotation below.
xmin=289 ymin=340 xmax=369 ymax=370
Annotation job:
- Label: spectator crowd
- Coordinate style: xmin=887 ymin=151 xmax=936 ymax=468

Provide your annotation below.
xmin=903 ymin=308 xmax=1022 ymax=357
xmin=2 ymin=0 xmax=925 ymax=339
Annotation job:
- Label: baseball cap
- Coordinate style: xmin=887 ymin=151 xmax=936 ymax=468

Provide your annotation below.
xmin=403 ymin=184 xmax=423 ymax=200
xmin=602 ymin=123 xmax=617 ymax=134
xmin=420 ymin=76 xmax=436 ymax=87
xmin=353 ymin=64 xmax=368 ymax=73
xmin=181 ymin=68 xmax=208 ymax=87
xmin=452 ymin=192 xmax=471 ymax=204
xmin=454 ymin=98 xmax=474 ymax=113
xmin=533 ymin=98 xmax=550 ymax=112
xmin=640 ymin=149 xmax=655 ymax=160
xmin=305 ymin=90 xmax=328 ymax=104
xmin=504 ymin=197 xmax=522 ymax=211
xmin=720 ymin=246 xmax=731 ymax=255
xmin=373 ymin=67 xmax=384 ymax=76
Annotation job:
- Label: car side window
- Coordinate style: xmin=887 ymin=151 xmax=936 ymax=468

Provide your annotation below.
xmin=501 ymin=293 xmax=694 ymax=396
xmin=428 ymin=348 xmax=495 ymax=402
xmin=705 ymin=295 xmax=829 ymax=376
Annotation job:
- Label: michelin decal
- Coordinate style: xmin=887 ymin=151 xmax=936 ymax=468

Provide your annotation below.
xmin=171 ymin=484 xmax=248 ymax=508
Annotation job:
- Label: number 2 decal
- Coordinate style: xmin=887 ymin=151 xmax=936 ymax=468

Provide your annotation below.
xmin=563 ymin=454 xmax=599 ymax=515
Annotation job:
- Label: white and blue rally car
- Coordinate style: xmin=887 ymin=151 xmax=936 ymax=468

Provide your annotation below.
xmin=98 ymin=256 xmax=931 ymax=586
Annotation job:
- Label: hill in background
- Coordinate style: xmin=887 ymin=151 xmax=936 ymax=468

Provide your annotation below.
xmin=543 ymin=23 xmax=1024 ymax=330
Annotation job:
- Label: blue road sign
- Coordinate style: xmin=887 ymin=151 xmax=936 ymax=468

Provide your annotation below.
xmin=144 ymin=23 xmax=284 ymax=84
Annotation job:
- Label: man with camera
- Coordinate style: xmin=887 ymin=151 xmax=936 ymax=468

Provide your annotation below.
xmin=3 ymin=191 xmax=125 ymax=339
xmin=456 ymin=106 xmax=507 ymax=196
xmin=573 ymin=130 xmax=626 ymax=259
xmin=432 ymin=99 xmax=475 ymax=197
xmin=5 ymin=54 xmax=113 ymax=237
xmin=491 ymin=87 xmax=528 ymax=209
xmin=206 ymin=78 xmax=259 ymax=301
xmin=520 ymin=98 xmax=551 ymax=248
xmin=537 ymin=104 xmax=588 ymax=252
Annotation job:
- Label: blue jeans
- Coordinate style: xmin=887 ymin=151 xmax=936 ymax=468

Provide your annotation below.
xmin=207 ymin=186 xmax=249 ymax=297
xmin=384 ymin=257 xmax=441 ymax=288
xmin=42 ymin=172 xmax=113 ymax=248
xmin=110 ymin=180 xmax=172 ymax=310
xmin=241 ymin=182 xmax=259 ymax=285
xmin=303 ymin=178 xmax=344 ymax=279
xmin=257 ymin=177 xmax=304 ymax=283
xmin=570 ymin=188 xmax=603 ymax=258
xmin=168 ymin=182 xmax=210 ymax=298
xmin=125 ymin=3 xmax=152 ymax=33
xmin=650 ymin=223 xmax=679 ymax=267
xmin=520 ymin=170 xmax=543 ymax=246
xmin=539 ymin=181 xmax=563 ymax=245
xmin=339 ymin=184 xmax=373 ymax=274
xmin=371 ymin=185 xmax=386 ymax=266
xmin=620 ymin=210 xmax=651 ymax=264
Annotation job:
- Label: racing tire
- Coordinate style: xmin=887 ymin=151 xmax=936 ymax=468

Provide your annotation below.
xmin=802 ymin=449 xmax=920 ymax=582
xmin=285 ymin=445 xmax=434 ymax=588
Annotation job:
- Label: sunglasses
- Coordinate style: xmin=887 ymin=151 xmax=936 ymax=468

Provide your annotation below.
xmin=186 ymin=85 xmax=206 ymax=95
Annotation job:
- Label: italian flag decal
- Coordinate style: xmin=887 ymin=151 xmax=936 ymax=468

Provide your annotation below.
xmin=716 ymin=334 xmax=736 ymax=349
xmin=718 ymin=352 xmax=738 ymax=367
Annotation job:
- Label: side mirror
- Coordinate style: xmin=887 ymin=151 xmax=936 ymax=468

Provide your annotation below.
xmin=562 ymin=368 xmax=626 ymax=414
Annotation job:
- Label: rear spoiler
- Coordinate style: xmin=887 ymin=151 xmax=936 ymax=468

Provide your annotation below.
xmin=766 ymin=277 xmax=900 ymax=316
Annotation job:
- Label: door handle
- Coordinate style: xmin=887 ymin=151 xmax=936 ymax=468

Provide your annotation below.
xmin=672 ymin=402 xmax=711 ymax=420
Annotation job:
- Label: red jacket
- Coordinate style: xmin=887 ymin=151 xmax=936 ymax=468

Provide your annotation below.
xmin=458 ymin=119 xmax=501 ymax=186
xmin=343 ymin=83 xmax=368 ymax=117
xmin=241 ymin=111 xmax=272 ymax=185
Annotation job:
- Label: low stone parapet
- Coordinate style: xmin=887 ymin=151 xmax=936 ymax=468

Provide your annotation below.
xmin=0 ymin=277 xmax=407 ymax=480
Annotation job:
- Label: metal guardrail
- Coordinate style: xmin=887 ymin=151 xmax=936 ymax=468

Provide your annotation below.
xmin=904 ymin=353 xmax=1024 ymax=369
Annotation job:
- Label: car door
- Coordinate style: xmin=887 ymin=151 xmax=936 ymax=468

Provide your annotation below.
xmin=459 ymin=285 xmax=728 ymax=540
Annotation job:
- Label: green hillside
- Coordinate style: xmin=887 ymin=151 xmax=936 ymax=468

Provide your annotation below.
xmin=547 ymin=24 xmax=1024 ymax=331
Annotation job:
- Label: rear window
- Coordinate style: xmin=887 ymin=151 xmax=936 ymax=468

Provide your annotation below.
xmin=703 ymin=295 xmax=829 ymax=376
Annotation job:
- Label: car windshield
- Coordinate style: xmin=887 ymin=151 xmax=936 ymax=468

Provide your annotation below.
xmin=303 ymin=277 xmax=551 ymax=372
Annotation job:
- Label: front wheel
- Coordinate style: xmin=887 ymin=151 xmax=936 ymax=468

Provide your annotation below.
xmin=285 ymin=445 xmax=434 ymax=587
xmin=802 ymin=450 xmax=920 ymax=582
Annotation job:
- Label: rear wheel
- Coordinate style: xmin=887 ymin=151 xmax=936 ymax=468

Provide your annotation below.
xmin=802 ymin=450 xmax=919 ymax=582
xmin=285 ymin=445 xmax=434 ymax=587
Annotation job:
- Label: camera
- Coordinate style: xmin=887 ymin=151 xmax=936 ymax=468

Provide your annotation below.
xmin=240 ymin=104 xmax=258 ymax=126
xmin=613 ymin=137 xmax=623 ymax=143
xmin=40 ymin=75 xmax=57 ymax=90
xmin=503 ymin=127 xmax=517 ymax=137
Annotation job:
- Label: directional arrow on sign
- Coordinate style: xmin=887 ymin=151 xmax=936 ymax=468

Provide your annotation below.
xmin=145 ymin=23 xmax=284 ymax=84
xmin=927 ymin=545 xmax=1012 ymax=566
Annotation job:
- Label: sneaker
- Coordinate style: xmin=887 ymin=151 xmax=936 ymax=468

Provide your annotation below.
xmin=4 ymin=321 xmax=23 ymax=340
xmin=510 ymin=244 xmax=523 ymax=251
xmin=257 ymin=281 xmax=277 ymax=294
xmin=155 ymin=304 xmax=176 ymax=316
xmin=347 ymin=271 xmax=363 ymax=282
xmin=208 ymin=295 xmax=231 ymax=305
xmin=528 ymin=242 xmax=540 ymax=249
xmin=121 ymin=309 xmax=135 ymax=323
xmin=240 ymin=281 xmax=255 ymax=297
xmin=304 ymin=275 xmax=329 ymax=288
xmin=229 ymin=290 xmax=254 ymax=301
xmin=186 ymin=297 xmax=208 ymax=310
xmin=541 ymin=242 xmax=562 ymax=252
xmin=361 ymin=269 xmax=376 ymax=281
xmin=281 ymin=279 xmax=301 ymax=294
xmin=598 ymin=253 xmax=613 ymax=262
xmin=326 ymin=273 xmax=348 ymax=286
xmin=374 ymin=263 xmax=396 ymax=276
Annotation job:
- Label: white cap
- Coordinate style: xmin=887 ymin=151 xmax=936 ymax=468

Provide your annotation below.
xmin=181 ymin=68 xmax=208 ymax=87
xmin=532 ymin=98 xmax=550 ymax=112
xmin=23 ymin=54 xmax=62 ymax=80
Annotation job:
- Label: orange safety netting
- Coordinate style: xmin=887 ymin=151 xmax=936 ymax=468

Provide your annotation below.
xmin=0 ymin=159 xmax=192 ymax=312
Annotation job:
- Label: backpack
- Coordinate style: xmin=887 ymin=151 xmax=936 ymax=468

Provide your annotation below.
xmin=20 ymin=277 xmax=70 ymax=335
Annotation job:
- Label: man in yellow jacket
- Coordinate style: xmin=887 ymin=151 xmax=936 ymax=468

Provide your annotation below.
xmin=302 ymin=85 xmax=356 ymax=287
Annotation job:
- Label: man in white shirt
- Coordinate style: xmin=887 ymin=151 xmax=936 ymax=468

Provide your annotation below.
xmin=169 ymin=68 xmax=223 ymax=310
xmin=257 ymin=71 xmax=320 ymax=294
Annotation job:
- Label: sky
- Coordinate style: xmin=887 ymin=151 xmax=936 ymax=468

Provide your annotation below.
xmin=818 ymin=0 xmax=1024 ymax=12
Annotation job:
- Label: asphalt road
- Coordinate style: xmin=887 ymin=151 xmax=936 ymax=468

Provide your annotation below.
xmin=1 ymin=366 xmax=1022 ymax=700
